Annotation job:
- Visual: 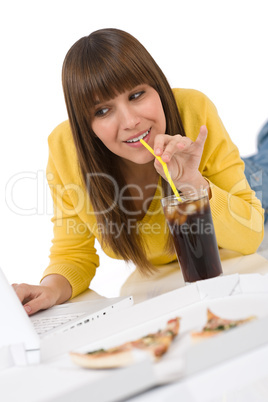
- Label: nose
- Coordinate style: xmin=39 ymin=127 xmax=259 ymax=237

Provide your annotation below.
xmin=118 ymin=104 xmax=140 ymax=130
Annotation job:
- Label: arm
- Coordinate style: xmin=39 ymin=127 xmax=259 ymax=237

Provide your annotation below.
xmin=200 ymin=94 xmax=264 ymax=253
xmin=155 ymin=89 xmax=264 ymax=254
xmin=41 ymin=143 xmax=100 ymax=298
xmin=14 ymin=125 xmax=100 ymax=314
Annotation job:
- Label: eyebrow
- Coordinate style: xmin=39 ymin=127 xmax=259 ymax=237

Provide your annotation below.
xmin=93 ymin=85 xmax=145 ymax=107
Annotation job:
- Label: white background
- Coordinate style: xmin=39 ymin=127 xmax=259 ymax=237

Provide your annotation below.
xmin=0 ymin=0 xmax=267 ymax=285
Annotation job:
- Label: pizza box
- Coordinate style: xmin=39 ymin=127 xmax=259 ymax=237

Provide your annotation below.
xmin=40 ymin=273 xmax=268 ymax=359
xmin=63 ymin=273 xmax=268 ymax=385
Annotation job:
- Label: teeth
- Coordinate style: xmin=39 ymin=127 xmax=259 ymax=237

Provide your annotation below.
xmin=126 ymin=130 xmax=149 ymax=143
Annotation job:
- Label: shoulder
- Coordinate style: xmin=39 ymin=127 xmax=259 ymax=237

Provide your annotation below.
xmin=47 ymin=120 xmax=81 ymax=179
xmin=47 ymin=120 xmax=78 ymax=162
xmin=48 ymin=120 xmax=73 ymax=149
xmin=172 ymin=88 xmax=221 ymax=140
xmin=172 ymin=88 xmax=213 ymax=112
xmin=172 ymin=88 xmax=207 ymax=101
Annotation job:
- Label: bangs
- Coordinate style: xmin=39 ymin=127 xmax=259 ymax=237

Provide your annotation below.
xmin=62 ymin=28 xmax=185 ymax=141
xmin=63 ymin=30 xmax=158 ymax=115
xmin=83 ymin=51 xmax=154 ymax=109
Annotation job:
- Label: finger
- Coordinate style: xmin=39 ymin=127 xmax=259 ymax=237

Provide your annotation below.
xmin=153 ymin=134 xmax=168 ymax=156
xmin=162 ymin=137 xmax=191 ymax=162
xmin=23 ymin=299 xmax=44 ymax=315
xmin=24 ymin=299 xmax=42 ymax=316
xmin=195 ymin=125 xmax=208 ymax=147
xmin=24 ymin=292 xmax=55 ymax=316
xmin=13 ymin=283 xmax=34 ymax=303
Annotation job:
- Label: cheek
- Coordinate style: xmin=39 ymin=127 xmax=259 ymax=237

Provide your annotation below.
xmin=91 ymin=121 xmax=109 ymax=142
xmin=145 ymin=98 xmax=165 ymax=121
xmin=151 ymin=93 xmax=166 ymax=123
xmin=153 ymin=100 xmax=166 ymax=131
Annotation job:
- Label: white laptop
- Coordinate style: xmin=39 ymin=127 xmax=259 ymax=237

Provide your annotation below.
xmin=0 ymin=267 xmax=133 ymax=366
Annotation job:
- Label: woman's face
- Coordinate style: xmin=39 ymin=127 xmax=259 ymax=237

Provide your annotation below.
xmin=91 ymin=84 xmax=166 ymax=165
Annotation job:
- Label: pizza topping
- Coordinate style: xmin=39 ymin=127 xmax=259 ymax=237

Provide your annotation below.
xmin=204 ymin=316 xmax=242 ymax=331
xmin=192 ymin=309 xmax=256 ymax=339
xmin=87 ymin=348 xmax=105 ymax=355
xmin=129 ymin=317 xmax=180 ymax=358
xmin=70 ymin=317 xmax=180 ymax=369
xmin=203 ymin=322 xmax=237 ymax=331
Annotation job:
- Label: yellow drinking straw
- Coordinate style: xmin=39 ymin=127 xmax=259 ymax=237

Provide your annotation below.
xmin=140 ymin=139 xmax=181 ymax=201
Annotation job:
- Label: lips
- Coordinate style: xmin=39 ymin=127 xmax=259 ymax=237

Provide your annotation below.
xmin=125 ymin=129 xmax=150 ymax=143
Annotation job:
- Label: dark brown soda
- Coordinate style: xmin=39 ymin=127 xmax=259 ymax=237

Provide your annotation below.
xmin=165 ymin=197 xmax=222 ymax=283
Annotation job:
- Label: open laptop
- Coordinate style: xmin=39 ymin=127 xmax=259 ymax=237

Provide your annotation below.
xmin=0 ymin=267 xmax=133 ymax=366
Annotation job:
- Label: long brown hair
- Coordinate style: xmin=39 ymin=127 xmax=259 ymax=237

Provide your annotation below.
xmin=62 ymin=28 xmax=186 ymax=273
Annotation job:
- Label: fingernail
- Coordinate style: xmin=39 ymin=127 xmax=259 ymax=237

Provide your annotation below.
xmin=155 ymin=148 xmax=161 ymax=155
xmin=162 ymin=154 xmax=169 ymax=162
xmin=24 ymin=305 xmax=32 ymax=314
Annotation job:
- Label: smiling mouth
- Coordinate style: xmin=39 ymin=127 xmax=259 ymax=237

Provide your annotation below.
xmin=125 ymin=129 xmax=150 ymax=143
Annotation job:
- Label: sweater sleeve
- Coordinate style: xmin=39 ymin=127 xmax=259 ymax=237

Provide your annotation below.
xmin=41 ymin=149 xmax=99 ymax=299
xmin=174 ymin=88 xmax=264 ymax=254
xmin=199 ymin=93 xmax=264 ymax=253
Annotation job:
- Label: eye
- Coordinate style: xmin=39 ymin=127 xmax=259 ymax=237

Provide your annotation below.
xmin=129 ymin=91 xmax=145 ymax=101
xmin=94 ymin=107 xmax=109 ymax=117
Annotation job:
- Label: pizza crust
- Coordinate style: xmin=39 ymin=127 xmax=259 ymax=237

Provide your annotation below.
xmin=191 ymin=308 xmax=256 ymax=340
xmin=70 ymin=348 xmax=135 ymax=369
xmin=70 ymin=317 xmax=180 ymax=369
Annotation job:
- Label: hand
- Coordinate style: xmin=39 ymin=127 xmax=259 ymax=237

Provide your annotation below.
xmin=12 ymin=274 xmax=72 ymax=315
xmin=153 ymin=125 xmax=208 ymax=190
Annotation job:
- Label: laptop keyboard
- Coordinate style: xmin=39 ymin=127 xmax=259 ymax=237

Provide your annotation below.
xmin=32 ymin=313 xmax=85 ymax=335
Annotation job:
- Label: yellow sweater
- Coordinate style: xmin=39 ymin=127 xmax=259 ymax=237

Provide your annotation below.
xmin=43 ymin=89 xmax=264 ymax=297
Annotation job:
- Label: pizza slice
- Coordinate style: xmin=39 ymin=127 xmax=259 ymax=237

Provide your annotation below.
xmin=130 ymin=317 xmax=180 ymax=358
xmin=192 ymin=308 xmax=256 ymax=339
xmin=70 ymin=317 xmax=180 ymax=369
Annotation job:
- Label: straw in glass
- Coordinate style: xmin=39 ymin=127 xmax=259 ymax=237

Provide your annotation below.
xmin=140 ymin=139 xmax=181 ymax=200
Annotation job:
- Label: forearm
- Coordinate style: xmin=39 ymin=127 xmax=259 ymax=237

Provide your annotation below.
xmin=41 ymin=274 xmax=72 ymax=304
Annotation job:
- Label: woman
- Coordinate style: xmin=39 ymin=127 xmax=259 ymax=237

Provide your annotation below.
xmin=13 ymin=28 xmax=264 ymax=315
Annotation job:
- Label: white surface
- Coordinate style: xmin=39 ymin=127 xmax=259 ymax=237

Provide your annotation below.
xmin=0 ymin=0 xmax=268 ymax=286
